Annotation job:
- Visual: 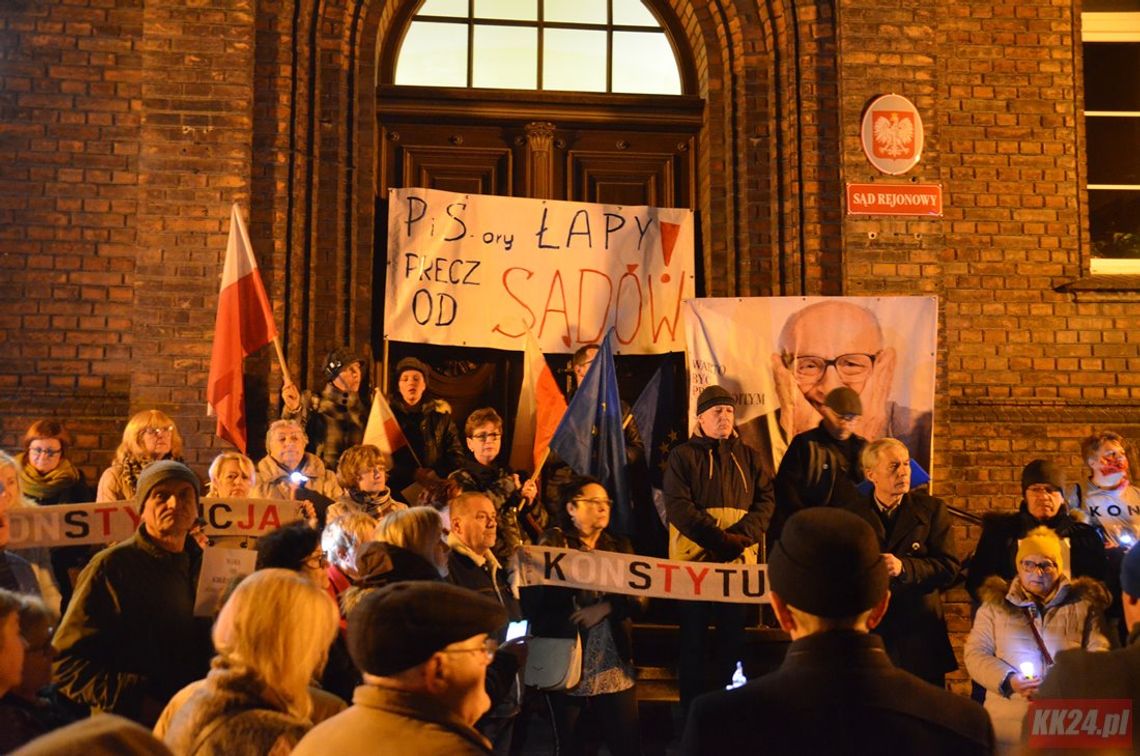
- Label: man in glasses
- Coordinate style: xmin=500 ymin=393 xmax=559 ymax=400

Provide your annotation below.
xmin=966 ymin=459 xmax=1107 ymax=602
xmin=771 ymin=385 xmax=868 ymax=539
xmin=738 ymin=299 xmax=932 ymax=472
xmin=294 ymin=581 xmax=506 ymax=755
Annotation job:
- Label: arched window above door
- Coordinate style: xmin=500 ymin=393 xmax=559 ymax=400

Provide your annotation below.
xmin=392 ymin=0 xmax=683 ymax=94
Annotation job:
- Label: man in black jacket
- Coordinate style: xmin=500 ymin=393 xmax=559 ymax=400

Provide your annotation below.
xmin=664 ymin=384 xmax=775 ymax=710
xmin=772 ymin=385 xmax=867 ymax=537
xmin=682 ymin=508 xmax=994 ymax=756
xmin=966 ymin=459 xmax=1107 ymax=601
xmin=52 ymin=461 xmax=212 ymax=726
xmin=843 ymin=437 xmax=960 ymax=687
xmin=446 ymin=491 xmax=523 ymax=755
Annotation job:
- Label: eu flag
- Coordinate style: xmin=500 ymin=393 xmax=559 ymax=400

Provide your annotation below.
xmin=549 ymin=331 xmax=631 ymax=534
xmin=630 ymin=360 xmax=683 ymax=526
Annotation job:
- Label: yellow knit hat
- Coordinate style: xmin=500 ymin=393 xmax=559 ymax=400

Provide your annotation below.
xmin=1016 ymin=526 xmax=1064 ymax=570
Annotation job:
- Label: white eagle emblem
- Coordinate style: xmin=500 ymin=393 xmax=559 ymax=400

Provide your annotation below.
xmin=873 ymin=112 xmax=915 ymax=158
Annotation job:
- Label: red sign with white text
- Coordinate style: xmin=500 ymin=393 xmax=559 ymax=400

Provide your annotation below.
xmin=846 ymin=183 xmax=943 ymax=217
xmin=1026 ymin=699 xmax=1132 ymax=749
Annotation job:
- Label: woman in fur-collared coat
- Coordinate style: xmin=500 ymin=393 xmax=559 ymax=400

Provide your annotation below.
xmin=964 ymin=527 xmax=1112 ymax=753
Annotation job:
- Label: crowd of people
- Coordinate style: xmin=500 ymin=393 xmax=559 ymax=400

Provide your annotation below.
xmin=0 ymin=345 xmax=1137 ymax=755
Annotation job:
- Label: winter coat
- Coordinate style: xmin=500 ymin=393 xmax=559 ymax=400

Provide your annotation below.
xmin=682 ymin=630 xmax=994 ymax=756
xmin=965 ymin=575 xmax=1111 ymax=748
xmin=292 ymin=685 xmax=492 ymax=756
xmin=283 ymin=383 xmax=368 ymax=472
xmin=519 ymin=528 xmax=647 ymax=664
xmin=445 ymin=535 xmax=521 ymax=622
xmin=965 ymin=501 xmax=1107 ymax=601
xmin=663 ymin=430 xmax=775 ymax=563
xmin=18 ymin=453 xmax=93 ymax=608
xmin=772 ymin=423 xmax=865 ymax=536
xmin=252 ymin=452 xmax=343 ymax=503
xmin=162 ymin=659 xmax=313 ymax=755
xmin=154 ymin=677 xmax=346 ymax=741
xmin=388 ymin=397 xmax=466 ymax=491
xmin=53 ymin=527 xmax=212 ymax=724
xmin=844 ymin=490 xmax=961 ymax=683
xmin=327 ymin=488 xmax=405 ymax=523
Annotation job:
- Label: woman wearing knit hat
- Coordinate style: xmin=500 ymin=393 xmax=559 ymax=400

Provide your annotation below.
xmin=966 ymin=459 xmax=1107 ymax=602
xmin=965 ymin=526 xmax=1111 ymax=752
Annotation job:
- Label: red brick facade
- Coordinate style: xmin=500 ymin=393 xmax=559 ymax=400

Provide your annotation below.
xmin=1 ymin=0 xmax=1135 ymax=689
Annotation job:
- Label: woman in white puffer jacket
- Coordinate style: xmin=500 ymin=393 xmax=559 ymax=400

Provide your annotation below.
xmin=965 ymin=526 xmax=1112 ymax=752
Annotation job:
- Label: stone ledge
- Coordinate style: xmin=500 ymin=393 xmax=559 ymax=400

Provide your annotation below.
xmin=948 ymin=397 xmax=1140 ymax=424
xmin=1055 ymin=275 xmax=1140 ymax=302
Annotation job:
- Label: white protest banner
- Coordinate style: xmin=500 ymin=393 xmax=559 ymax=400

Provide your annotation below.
xmin=193 ymin=546 xmax=257 ymax=617
xmin=8 ymin=498 xmax=305 ymax=549
xmin=683 ymin=296 xmax=937 ymax=474
xmin=385 ymin=187 xmax=695 ymax=355
xmin=516 ymin=546 xmax=770 ymax=604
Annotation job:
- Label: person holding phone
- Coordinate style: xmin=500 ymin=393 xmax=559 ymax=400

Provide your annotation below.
xmin=446 ymin=491 xmax=525 ymax=755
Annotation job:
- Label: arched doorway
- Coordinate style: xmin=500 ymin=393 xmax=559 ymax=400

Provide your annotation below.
xmin=372 ymin=0 xmax=702 ymax=435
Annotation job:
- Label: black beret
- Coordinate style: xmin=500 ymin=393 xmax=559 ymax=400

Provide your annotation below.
xmin=768 ymin=508 xmax=888 ymax=618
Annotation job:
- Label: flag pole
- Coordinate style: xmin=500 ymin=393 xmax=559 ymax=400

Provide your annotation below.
xmin=272 ymin=335 xmax=293 ymax=388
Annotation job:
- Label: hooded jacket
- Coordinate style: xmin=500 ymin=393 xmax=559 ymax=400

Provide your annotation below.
xmin=965 ymin=575 xmax=1111 ymax=747
xmin=252 ymin=452 xmax=343 ymax=503
xmin=663 ymin=430 xmax=775 ymax=563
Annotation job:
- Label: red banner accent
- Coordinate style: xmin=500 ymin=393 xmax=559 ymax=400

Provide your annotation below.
xmin=846 ymin=183 xmax=943 ymax=216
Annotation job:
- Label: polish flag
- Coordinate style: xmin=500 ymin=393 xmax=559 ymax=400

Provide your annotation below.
xmin=363 ymin=389 xmax=410 ymax=459
xmin=206 ymin=203 xmax=279 ymax=453
xmin=509 ymin=329 xmax=568 ymax=473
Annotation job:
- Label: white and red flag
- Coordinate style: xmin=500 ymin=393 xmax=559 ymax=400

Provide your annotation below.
xmin=363 ymin=389 xmax=411 ymax=459
xmin=207 ymin=203 xmax=279 ymax=453
xmin=509 ymin=329 xmax=568 ymax=473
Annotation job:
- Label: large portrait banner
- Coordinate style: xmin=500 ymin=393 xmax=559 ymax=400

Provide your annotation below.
xmin=683 ymin=296 xmax=938 ymax=473
xmin=385 ymin=187 xmax=695 ymax=354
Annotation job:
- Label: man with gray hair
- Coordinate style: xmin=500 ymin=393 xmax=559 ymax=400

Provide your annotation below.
xmin=53 ymin=461 xmax=213 ymax=725
xmin=842 ymin=437 xmax=960 ymax=687
xmin=682 ymin=508 xmax=993 ymax=754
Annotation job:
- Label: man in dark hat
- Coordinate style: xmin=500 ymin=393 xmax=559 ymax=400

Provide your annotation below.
xmin=282 ymin=347 xmax=369 ymax=471
xmin=293 ymin=581 xmax=507 ymax=755
xmin=682 ymin=508 xmax=994 ymax=756
xmin=53 ymin=461 xmax=212 ymax=726
xmin=966 ymin=458 xmax=1107 ymax=601
xmin=664 ymin=384 xmax=775 ymax=710
xmin=387 ymin=356 xmax=466 ymax=494
xmin=771 ymin=385 xmax=868 ymax=537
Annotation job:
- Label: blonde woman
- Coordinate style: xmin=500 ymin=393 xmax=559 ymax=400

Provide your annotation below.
xmin=0 ymin=453 xmax=62 ymax=614
xmin=96 ymin=409 xmax=185 ymax=502
xmin=206 ymin=452 xmax=256 ymax=499
xmin=161 ymin=568 xmax=340 ymax=755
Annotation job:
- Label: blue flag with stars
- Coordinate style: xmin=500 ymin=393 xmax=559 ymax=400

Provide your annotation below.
xmin=548 ymin=330 xmax=631 ymax=534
